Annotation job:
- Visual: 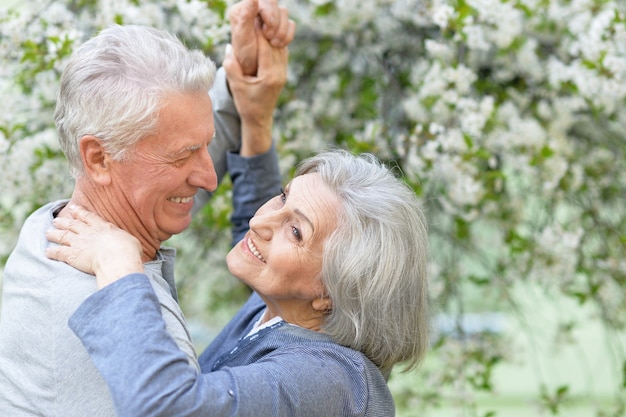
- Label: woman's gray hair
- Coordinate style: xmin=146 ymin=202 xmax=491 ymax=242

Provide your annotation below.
xmin=296 ymin=149 xmax=429 ymax=373
xmin=54 ymin=24 xmax=216 ymax=178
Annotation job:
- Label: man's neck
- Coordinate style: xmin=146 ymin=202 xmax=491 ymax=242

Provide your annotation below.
xmin=65 ymin=187 xmax=160 ymax=263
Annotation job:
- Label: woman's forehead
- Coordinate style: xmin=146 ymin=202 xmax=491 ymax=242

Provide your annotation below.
xmin=289 ymin=173 xmax=340 ymax=234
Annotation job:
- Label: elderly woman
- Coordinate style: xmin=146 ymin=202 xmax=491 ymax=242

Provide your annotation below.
xmin=47 ymin=149 xmax=429 ymax=417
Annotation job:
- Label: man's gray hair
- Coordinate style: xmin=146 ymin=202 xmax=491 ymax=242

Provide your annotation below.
xmin=296 ymin=149 xmax=429 ymax=373
xmin=54 ymin=24 xmax=217 ymax=178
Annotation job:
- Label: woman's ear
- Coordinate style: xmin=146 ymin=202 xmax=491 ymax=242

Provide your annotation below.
xmin=312 ymin=295 xmax=333 ymax=313
xmin=79 ymin=135 xmax=112 ymax=185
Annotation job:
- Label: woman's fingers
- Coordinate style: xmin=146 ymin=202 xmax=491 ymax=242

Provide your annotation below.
xmin=45 ymin=205 xmax=144 ymax=281
xmin=45 ymin=226 xmax=73 ymax=246
xmin=67 ymin=204 xmax=105 ymax=226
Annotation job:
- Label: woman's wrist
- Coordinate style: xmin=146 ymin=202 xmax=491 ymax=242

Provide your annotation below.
xmin=240 ymin=119 xmax=273 ymax=157
xmin=94 ymin=253 xmax=144 ymax=289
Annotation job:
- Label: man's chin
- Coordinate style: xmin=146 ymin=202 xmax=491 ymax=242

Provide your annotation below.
xmin=160 ymin=219 xmax=192 ymax=241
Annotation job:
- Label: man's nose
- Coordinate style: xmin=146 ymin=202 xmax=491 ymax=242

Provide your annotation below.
xmin=189 ymin=146 xmax=217 ymax=192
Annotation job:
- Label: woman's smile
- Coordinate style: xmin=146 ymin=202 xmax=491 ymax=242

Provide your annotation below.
xmin=245 ymin=236 xmax=266 ymax=263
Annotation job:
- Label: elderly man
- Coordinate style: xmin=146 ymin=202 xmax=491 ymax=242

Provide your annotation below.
xmin=0 ymin=1 xmax=294 ymax=415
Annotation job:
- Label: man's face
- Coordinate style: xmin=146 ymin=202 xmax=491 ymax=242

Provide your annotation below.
xmin=107 ymin=91 xmax=217 ymax=244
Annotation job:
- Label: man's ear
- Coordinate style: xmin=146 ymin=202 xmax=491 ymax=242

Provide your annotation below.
xmin=79 ymin=135 xmax=112 ymax=185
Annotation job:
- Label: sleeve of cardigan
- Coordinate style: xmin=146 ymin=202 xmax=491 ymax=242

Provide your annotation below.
xmin=227 ymin=145 xmax=282 ymax=247
xmin=68 ymin=274 xmax=238 ymax=417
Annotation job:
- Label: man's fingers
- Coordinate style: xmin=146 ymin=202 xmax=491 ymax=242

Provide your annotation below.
xmin=258 ymin=1 xmax=296 ymax=47
xmin=229 ymin=0 xmax=261 ymax=76
xmin=228 ymin=0 xmax=259 ymax=23
xmin=264 ymin=7 xmax=295 ymax=47
xmin=258 ymin=0 xmax=279 ymax=37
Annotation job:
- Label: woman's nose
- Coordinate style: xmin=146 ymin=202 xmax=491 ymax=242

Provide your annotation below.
xmin=249 ymin=210 xmax=276 ymax=241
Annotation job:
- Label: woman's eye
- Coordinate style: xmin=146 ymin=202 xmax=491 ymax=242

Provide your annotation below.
xmin=280 ymin=188 xmax=286 ymax=203
xmin=291 ymin=226 xmax=302 ymax=241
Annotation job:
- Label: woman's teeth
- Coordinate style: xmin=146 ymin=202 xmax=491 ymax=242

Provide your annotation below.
xmin=247 ymin=238 xmax=266 ymax=262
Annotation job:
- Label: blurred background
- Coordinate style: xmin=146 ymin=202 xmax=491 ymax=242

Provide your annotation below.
xmin=1 ymin=1 xmax=625 ymax=415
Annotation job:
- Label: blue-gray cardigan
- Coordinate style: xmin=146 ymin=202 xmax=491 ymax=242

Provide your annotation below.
xmin=69 ymin=277 xmax=394 ymax=416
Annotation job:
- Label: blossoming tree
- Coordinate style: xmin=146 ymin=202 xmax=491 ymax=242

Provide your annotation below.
xmin=1 ymin=0 xmax=624 ymax=414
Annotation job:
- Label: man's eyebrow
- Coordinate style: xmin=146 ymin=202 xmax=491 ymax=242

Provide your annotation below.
xmin=171 ymin=130 xmax=215 ymax=157
xmin=171 ymin=143 xmax=204 ymax=157
xmin=184 ymin=144 xmax=204 ymax=152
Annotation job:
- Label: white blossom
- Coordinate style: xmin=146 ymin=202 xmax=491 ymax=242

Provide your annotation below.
xmin=425 ymin=39 xmax=454 ymax=63
xmin=431 ymin=4 xmax=455 ymax=29
xmin=463 ymin=24 xmax=490 ymax=51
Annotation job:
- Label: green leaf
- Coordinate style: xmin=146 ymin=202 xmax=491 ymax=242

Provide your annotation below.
xmin=314 ymin=2 xmax=336 ymax=17
xmin=454 ymin=216 xmax=470 ymax=240
xmin=468 ymin=274 xmax=491 ymax=286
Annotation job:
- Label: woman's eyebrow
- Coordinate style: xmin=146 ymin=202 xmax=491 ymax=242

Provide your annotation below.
xmin=294 ymin=208 xmax=314 ymax=232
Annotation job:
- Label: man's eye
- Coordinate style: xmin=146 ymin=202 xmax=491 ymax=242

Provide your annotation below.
xmin=172 ymin=157 xmax=189 ymax=167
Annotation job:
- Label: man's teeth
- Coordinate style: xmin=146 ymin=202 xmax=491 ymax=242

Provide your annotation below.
xmin=247 ymin=238 xmax=265 ymax=262
xmin=169 ymin=196 xmax=193 ymax=204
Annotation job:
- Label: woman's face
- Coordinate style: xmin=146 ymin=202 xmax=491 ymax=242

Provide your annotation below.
xmin=227 ymin=172 xmax=340 ymax=317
